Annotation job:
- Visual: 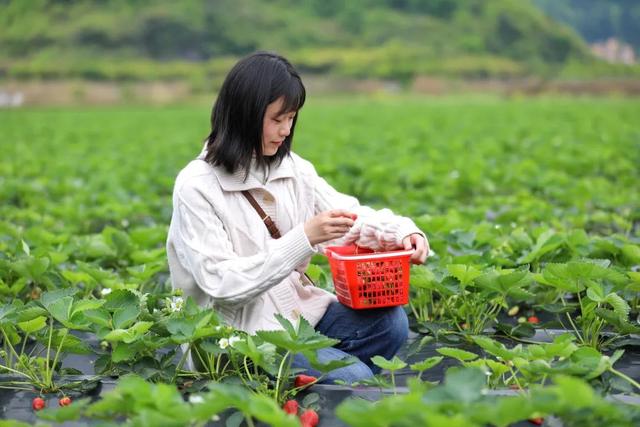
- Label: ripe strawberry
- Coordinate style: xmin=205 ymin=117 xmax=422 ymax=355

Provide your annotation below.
xmin=300 ymin=409 xmax=319 ymax=427
xmin=32 ymin=397 xmax=46 ymax=411
xmin=527 ymin=316 xmax=540 ymax=324
xmin=59 ymin=396 xmax=72 ymax=407
xmin=528 ymin=417 xmax=544 ymax=425
xmin=282 ymin=399 xmax=298 ymax=415
xmin=294 ymin=374 xmax=317 ymax=388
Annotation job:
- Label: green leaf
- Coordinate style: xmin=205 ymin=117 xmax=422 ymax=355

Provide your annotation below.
xmin=104 ymin=321 xmax=153 ymax=343
xmin=410 ymin=356 xmax=443 ymax=372
xmin=83 ymin=308 xmax=112 ymax=329
xmin=621 ymin=244 xmax=640 ymax=264
xmin=21 ymin=239 xmax=30 ymax=256
xmin=302 ymin=392 xmax=320 ymax=408
xmin=472 ymin=335 xmax=520 ymax=361
xmin=436 ymin=347 xmax=478 ymax=362
xmin=40 ymin=287 xmax=78 ymax=310
xmin=46 ymin=296 xmax=74 ymax=323
xmin=603 ymin=293 xmax=630 ymax=319
xmin=17 ymin=315 xmax=47 ymax=334
xmin=426 ymin=367 xmax=486 ymax=404
xmin=104 ymin=289 xmax=139 ymax=311
xmin=517 ymin=229 xmax=563 ymax=264
xmin=11 ymin=256 xmax=50 ymax=280
xmin=552 ymin=375 xmax=595 ymax=407
xmin=112 ymin=342 xmax=139 ymax=362
xmin=569 ymin=347 xmax=611 ymax=379
xmin=446 ymin=264 xmax=482 ymax=286
xmin=37 ymin=397 xmax=91 ymax=422
xmin=112 ymin=304 xmax=141 ymax=329
xmin=371 ymin=355 xmax=407 ymax=371
xmin=256 ymin=315 xmax=338 ymax=353
xmin=585 ymin=283 xmax=605 ymax=302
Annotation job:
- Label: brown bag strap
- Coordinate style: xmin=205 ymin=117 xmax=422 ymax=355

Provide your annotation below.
xmin=241 ymin=190 xmax=281 ymax=239
xmin=241 ymin=190 xmax=315 ymax=287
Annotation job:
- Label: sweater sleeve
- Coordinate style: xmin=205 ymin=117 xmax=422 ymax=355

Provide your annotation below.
xmin=312 ymin=171 xmax=425 ymax=251
xmin=174 ymin=180 xmax=315 ymax=307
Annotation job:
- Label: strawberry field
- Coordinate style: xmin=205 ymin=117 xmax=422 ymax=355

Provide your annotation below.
xmin=1 ymin=95 xmax=639 ymax=426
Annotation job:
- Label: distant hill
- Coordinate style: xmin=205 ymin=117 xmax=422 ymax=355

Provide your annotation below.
xmin=533 ymin=0 xmax=640 ymax=54
xmin=0 ymin=0 xmax=637 ymax=84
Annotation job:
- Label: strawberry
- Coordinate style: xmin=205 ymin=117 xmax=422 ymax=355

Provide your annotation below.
xmin=32 ymin=397 xmax=46 ymax=411
xmin=282 ymin=399 xmax=298 ymax=415
xmin=59 ymin=396 xmax=72 ymax=407
xmin=527 ymin=316 xmax=540 ymax=324
xmin=300 ymin=409 xmax=319 ymax=427
xmin=294 ymin=374 xmax=317 ymax=388
xmin=528 ymin=417 xmax=544 ymax=425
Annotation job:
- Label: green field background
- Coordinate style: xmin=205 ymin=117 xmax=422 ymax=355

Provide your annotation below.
xmin=3 ymin=96 xmax=638 ymax=237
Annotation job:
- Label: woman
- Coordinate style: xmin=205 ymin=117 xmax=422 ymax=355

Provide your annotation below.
xmin=166 ymin=51 xmax=429 ymax=383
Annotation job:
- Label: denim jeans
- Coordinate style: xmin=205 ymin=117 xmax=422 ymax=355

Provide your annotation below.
xmin=292 ymin=301 xmax=409 ymax=384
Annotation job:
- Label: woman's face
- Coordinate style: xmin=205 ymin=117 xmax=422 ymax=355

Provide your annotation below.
xmin=262 ymin=97 xmax=296 ymax=156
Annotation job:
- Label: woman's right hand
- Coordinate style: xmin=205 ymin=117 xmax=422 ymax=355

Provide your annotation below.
xmin=304 ymin=209 xmax=357 ymax=246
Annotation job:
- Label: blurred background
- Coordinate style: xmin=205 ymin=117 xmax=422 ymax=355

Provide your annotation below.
xmin=1 ymin=0 xmax=639 ymax=106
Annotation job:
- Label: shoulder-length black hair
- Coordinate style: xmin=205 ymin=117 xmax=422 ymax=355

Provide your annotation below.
xmin=204 ymin=51 xmax=306 ymax=175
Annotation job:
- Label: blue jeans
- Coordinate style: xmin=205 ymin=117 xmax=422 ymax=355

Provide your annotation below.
xmin=292 ymin=301 xmax=409 ymax=384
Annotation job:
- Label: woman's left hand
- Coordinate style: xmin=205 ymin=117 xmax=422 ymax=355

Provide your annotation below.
xmin=402 ymin=233 xmax=429 ymax=264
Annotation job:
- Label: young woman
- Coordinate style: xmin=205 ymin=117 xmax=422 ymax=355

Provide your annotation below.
xmin=166 ymin=51 xmax=429 ymax=383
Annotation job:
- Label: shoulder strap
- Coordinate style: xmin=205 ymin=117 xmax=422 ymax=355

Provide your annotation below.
xmin=241 ymin=190 xmax=315 ymax=287
xmin=241 ymin=190 xmax=282 ymax=239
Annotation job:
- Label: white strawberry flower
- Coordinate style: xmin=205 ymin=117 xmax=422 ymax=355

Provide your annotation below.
xmin=219 ymin=338 xmax=229 ymax=349
xmin=170 ymin=296 xmax=184 ymax=312
xmin=189 ymin=395 xmax=204 ymax=404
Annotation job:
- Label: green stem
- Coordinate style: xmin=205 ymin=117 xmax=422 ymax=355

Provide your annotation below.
xmin=45 ymin=317 xmax=53 ymax=384
xmin=0 ymin=327 xmax=38 ymax=381
xmin=19 ymin=333 xmax=29 ymax=363
xmin=0 ymin=385 xmax=34 ymax=391
xmin=243 ymin=356 xmax=253 ymax=382
xmin=171 ymin=343 xmax=191 ymax=384
xmin=391 ymin=370 xmax=397 ymax=395
xmin=274 ymin=351 xmax=290 ymax=404
xmin=47 ymin=328 xmax=68 ymax=390
xmin=0 ymin=363 xmax=33 ymax=379
xmin=561 ymin=297 xmax=584 ymax=344
xmin=409 ymin=301 xmax=421 ymax=323
xmin=508 ymin=366 xmax=524 ymax=393
xmin=609 ymin=367 xmax=640 ymax=391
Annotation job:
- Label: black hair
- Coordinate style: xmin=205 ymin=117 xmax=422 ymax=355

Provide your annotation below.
xmin=204 ymin=51 xmax=306 ymax=175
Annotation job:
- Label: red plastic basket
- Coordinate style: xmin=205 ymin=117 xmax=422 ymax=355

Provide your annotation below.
xmin=325 ymin=245 xmax=413 ymax=309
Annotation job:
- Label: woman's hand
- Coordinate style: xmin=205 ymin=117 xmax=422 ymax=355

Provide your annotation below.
xmin=304 ymin=209 xmax=357 ymax=246
xmin=402 ymin=233 xmax=429 ymax=264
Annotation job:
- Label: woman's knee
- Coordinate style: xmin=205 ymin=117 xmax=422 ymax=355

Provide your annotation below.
xmin=383 ymin=306 xmax=409 ymax=348
xmin=323 ymin=360 xmax=374 ymax=384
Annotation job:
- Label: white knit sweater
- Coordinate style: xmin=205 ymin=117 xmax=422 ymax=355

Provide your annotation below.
xmin=166 ymin=149 xmax=424 ymax=334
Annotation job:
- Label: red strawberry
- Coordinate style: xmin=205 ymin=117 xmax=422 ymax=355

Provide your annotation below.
xmin=294 ymin=374 xmax=317 ymax=388
xmin=282 ymin=399 xmax=298 ymax=415
xmin=59 ymin=396 xmax=72 ymax=407
xmin=32 ymin=397 xmax=46 ymax=411
xmin=300 ymin=409 xmax=319 ymax=427
xmin=528 ymin=417 xmax=544 ymax=425
xmin=527 ymin=316 xmax=540 ymax=324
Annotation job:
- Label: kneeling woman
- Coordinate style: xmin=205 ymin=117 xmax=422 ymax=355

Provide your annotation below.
xmin=166 ymin=51 xmax=429 ymax=383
